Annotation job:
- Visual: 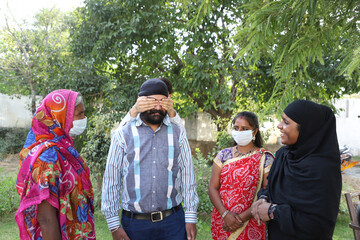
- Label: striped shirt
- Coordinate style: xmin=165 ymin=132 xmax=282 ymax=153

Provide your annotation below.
xmin=101 ymin=114 xmax=198 ymax=231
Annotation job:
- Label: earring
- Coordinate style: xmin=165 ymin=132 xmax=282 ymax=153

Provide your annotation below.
xmin=252 ymin=135 xmax=256 ymax=141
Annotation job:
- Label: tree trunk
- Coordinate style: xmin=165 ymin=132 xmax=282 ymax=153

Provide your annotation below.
xmin=29 ymin=79 xmax=36 ymax=114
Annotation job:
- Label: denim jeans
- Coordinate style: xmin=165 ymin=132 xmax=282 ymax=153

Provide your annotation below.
xmin=121 ymin=207 xmax=187 ymax=240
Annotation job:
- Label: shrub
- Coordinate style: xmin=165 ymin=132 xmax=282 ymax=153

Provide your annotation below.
xmin=0 ymin=168 xmax=20 ymax=216
xmin=0 ymin=127 xmax=29 ymax=156
xmin=193 ymin=149 xmax=213 ymax=214
xmin=81 ymin=113 xmax=113 ymax=207
xmin=193 ymin=130 xmax=233 ymax=214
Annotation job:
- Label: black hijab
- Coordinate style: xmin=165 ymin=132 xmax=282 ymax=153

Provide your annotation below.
xmin=266 ymin=100 xmax=342 ymax=240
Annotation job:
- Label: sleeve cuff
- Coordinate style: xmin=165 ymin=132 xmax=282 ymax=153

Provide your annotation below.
xmin=106 ymin=215 xmax=121 ymax=231
xmin=185 ymin=211 xmax=197 ymax=224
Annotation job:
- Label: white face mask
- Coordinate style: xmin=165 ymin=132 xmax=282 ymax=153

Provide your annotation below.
xmin=232 ymin=130 xmax=254 ymax=146
xmin=69 ymin=117 xmax=87 ymax=136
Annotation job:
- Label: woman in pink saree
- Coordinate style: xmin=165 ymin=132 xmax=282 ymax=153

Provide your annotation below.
xmin=15 ymin=89 xmax=95 ymax=240
xmin=209 ymin=111 xmax=274 ymax=240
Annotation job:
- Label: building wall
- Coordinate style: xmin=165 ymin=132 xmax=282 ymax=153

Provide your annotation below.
xmin=184 ymin=112 xmax=217 ymax=142
xmin=0 ymin=94 xmax=35 ymax=128
xmin=334 ymin=98 xmax=360 ymax=156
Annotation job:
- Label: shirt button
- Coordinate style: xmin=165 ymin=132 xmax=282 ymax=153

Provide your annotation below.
xmin=153 ymin=191 xmax=155 ymax=193
xmin=153 ymin=161 xmax=156 ymax=164
xmin=152 ymin=205 xmax=155 ymax=207
xmin=153 ymin=147 xmax=156 ymax=150
xmin=153 ymin=176 xmax=156 ymax=179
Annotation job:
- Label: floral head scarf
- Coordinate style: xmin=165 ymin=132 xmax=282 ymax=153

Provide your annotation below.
xmin=16 ymin=89 xmax=95 ymax=240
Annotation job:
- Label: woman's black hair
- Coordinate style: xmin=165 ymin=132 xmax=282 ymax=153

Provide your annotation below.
xmin=232 ymin=111 xmax=263 ymax=148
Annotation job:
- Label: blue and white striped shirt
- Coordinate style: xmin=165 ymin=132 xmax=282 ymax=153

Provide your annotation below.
xmin=101 ymin=114 xmax=198 ymax=231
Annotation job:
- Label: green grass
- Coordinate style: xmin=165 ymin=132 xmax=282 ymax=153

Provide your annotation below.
xmin=0 ymin=206 xmax=354 ymax=240
xmin=1 ymin=210 xmax=212 ymax=240
xmin=1 ymin=165 xmax=357 ymax=239
xmin=0 ymin=212 xmax=18 ymax=240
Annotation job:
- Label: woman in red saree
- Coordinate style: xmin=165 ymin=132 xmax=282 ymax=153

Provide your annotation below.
xmin=15 ymin=89 xmax=95 ymax=239
xmin=209 ymin=111 xmax=274 ymax=240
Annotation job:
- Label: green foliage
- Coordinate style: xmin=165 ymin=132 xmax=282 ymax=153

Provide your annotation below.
xmin=0 ymin=128 xmax=29 ymax=156
xmin=178 ymin=0 xmax=360 ymax=117
xmin=81 ymin=113 xmax=114 ymax=207
xmin=0 ymin=7 xmax=107 ymax=115
xmin=0 ymin=168 xmax=20 ymax=216
xmin=193 ymin=130 xmax=234 ymax=214
xmin=193 ymin=149 xmax=213 ymax=213
xmin=70 ymin=0 xmax=276 ymax=131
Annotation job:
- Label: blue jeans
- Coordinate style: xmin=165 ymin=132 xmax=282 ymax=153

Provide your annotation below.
xmin=121 ymin=207 xmax=187 ymax=240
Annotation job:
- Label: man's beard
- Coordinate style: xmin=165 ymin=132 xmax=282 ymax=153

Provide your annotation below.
xmin=141 ymin=109 xmax=167 ymax=125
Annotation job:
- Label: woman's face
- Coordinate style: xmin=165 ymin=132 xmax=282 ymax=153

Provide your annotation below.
xmin=233 ymin=117 xmax=258 ymax=135
xmin=277 ymin=113 xmax=299 ymax=145
xmin=73 ymin=102 xmax=86 ymax=121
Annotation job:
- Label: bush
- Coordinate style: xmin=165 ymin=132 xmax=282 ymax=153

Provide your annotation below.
xmin=193 ymin=130 xmax=234 ymax=214
xmin=81 ymin=114 xmax=113 ymax=207
xmin=0 ymin=168 xmax=20 ymax=216
xmin=0 ymin=127 xmax=29 ymax=156
xmin=193 ymin=149 xmax=213 ymax=214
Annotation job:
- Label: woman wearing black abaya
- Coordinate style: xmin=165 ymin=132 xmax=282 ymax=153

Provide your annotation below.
xmin=251 ymin=100 xmax=342 ymax=240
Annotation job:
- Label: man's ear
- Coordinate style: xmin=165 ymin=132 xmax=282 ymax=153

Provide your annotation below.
xmin=169 ymin=94 xmax=172 ymax=98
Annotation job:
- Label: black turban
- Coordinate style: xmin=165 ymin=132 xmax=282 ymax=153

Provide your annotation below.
xmin=138 ymin=78 xmax=168 ymax=97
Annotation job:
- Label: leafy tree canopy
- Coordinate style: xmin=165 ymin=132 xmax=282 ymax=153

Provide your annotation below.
xmin=71 ymin=0 xmax=278 ymax=130
xmin=178 ymin=0 xmax=360 ymax=114
xmin=0 ymin=7 xmax=108 ymax=114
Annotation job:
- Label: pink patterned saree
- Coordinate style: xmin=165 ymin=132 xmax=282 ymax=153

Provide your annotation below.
xmin=15 ymin=89 xmax=95 ymax=240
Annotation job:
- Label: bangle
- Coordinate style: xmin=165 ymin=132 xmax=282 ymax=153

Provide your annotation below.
xmin=221 ymin=210 xmax=229 ymax=219
xmin=268 ymin=204 xmax=276 ymax=220
xmin=259 ymin=195 xmax=268 ymax=201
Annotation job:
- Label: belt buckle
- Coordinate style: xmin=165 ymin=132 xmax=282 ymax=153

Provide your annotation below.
xmin=151 ymin=211 xmax=163 ymax=222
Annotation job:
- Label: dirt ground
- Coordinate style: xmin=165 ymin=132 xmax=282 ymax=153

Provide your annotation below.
xmin=1 ymin=153 xmax=360 ymax=193
xmin=0 ymin=154 xmax=20 ymax=174
xmin=342 ymin=173 xmax=360 ymax=192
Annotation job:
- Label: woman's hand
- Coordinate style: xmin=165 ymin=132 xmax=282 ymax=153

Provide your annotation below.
xmin=257 ymin=202 xmax=271 ymax=222
xmin=222 ymin=211 xmax=243 ymax=232
xmin=160 ymin=98 xmax=176 ymax=117
xmin=129 ymin=97 xmax=156 ymax=117
xmin=251 ymin=198 xmax=267 ymax=224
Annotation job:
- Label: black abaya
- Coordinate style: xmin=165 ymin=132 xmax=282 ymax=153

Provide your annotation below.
xmin=259 ymin=100 xmax=342 ymax=240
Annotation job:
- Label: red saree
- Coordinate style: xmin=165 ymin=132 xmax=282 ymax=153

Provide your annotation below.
xmin=211 ymin=148 xmax=271 ymax=240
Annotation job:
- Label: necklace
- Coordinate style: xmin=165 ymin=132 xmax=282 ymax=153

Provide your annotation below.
xmin=234 ymin=145 xmax=256 ymax=158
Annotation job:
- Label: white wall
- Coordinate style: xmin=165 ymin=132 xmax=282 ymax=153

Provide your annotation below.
xmin=0 ymin=93 xmax=34 ymax=128
xmin=334 ymin=98 xmax=360 ymax=156
xmin=184 ymin=112 xmax=217 ymax=142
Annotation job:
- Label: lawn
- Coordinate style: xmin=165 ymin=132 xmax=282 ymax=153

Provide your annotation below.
xmin=1 ymin=157 xmax=358 ymax=239
xmin=0 ymin=201 xmax=354 ymax=240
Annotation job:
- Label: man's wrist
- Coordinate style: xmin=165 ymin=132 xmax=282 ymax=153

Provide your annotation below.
xmin=129 ymin=106 xmax=138 ymax=117
xmin=106 ymin=215 xmax=121 ymax=232
xmin=185 ymin=211 xmax=197 ymax=224
xmin=168 ymin=109 xmax=176 ymax=118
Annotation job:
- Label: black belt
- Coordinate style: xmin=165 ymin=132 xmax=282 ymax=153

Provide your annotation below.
xmin=122 ymin=205 xmax=182 ymax=222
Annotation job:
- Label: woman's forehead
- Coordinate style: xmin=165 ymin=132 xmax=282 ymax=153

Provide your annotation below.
xmin=234 ymin=117 xmax=250 ymax=126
